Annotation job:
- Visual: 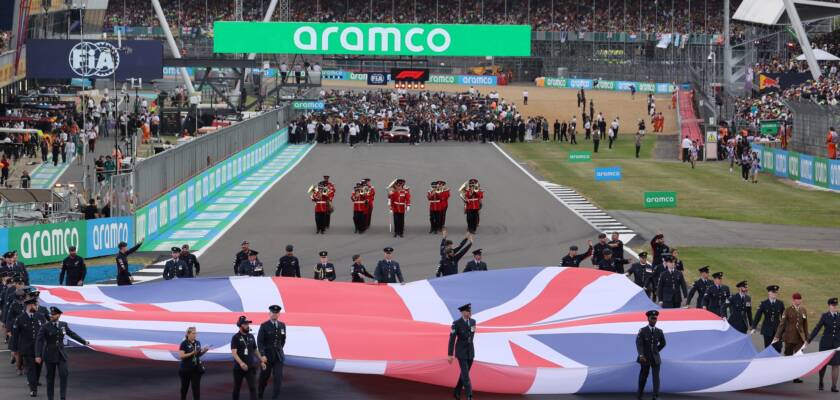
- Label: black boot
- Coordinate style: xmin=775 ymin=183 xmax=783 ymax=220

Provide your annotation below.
xmin=819 ymin=381 xmax=824 ymax=390
xmin=793 ymin=378 xmax=804 ymax=383
xmin=831 ymin=386 xmax=838 ymax=392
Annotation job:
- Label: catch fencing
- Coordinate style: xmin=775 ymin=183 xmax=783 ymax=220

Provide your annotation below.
xmin=787 ymin=101 xmax=840 ymax=159
xmin=134 ymin=107 xmax=292 ymax=206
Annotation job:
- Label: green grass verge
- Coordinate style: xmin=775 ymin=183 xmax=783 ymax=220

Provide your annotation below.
xmin=672 ymin=247 xmax=837 ymax=320
xmin=502 ymin=137 xmax=840 ymax=228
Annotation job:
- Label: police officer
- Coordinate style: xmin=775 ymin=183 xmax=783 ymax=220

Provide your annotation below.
xmin=724 ymin=280 xmax=753 ymax=333
xmin=374 ymin=247 xmax=404 ymax=284
xmin=257 ymin=305 xmax=286 ymax=400
xmin=116 ymin=241 xmax=142 ymax=286
xmin=463 ymin=249 xmax=488 ymax=272
xmin=35 ymin=306 xmax=89 ymax=400
xmin=656 ymin=255 xmax=687 ymax=309
xmin=164 ymin=247 xmax=187 ymax=280
xmin=239 ymin=250 xmax=264 ymax=277
xmin=686 ymin=266 xmax=713 ymax=308
xmin=448 ymin=303 xmax=476 ymax=400
xmin=626 ymin=252 xmax=656 ymax=298
xmin=702 ymin=272 xmax=730 ymax=317
xmin=59 ymin=246 xmax=86 ymax=286
xmin=752 ymin=285 xmax=785 ymax=351
xmin=180 ymin=244 xmax=200 ymax=277
xmin=233 ymin=241 xmax=252 ymax=276
xmin=636 ymin=310 xmax=666 ymax=400
xmin=11 ymin=297 xmax=47 ymax=396
xmin=313 ymin=251 xmax=336 ymax=281
xmin=561 ymin=241 xmax=593 ymax=267
xmin=230 ymin=316 xmax=265 ymax=400
xmin=276 ymin=245 xmax=300 ymax=277
xmin=350 ymin=254 xmax=374 ymax=283
xmin=809 ymin=298 xmax=839 ymax=392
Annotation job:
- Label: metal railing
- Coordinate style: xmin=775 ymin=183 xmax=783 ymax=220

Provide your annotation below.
xmin=133 ymin=106 xmax=292 ymax=206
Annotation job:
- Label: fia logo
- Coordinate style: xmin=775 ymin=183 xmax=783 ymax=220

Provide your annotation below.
xmin=68 ymin=42 xmax=121 ymax=77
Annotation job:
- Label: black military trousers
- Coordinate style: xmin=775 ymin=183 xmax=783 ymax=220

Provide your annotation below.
xmin=440 ymin=208 xmax=448 ymax=229
xmin=454 ymin=357 xmax=474 ymax=397
xmin=593 ymin=139 xmax=600 ymax=153
xmin=45 ymin=360 xmax=69 ymax=400
xmin=638 ymin=362 xmax=661 ymax=397
xmin=393 ymin=212 xmax=405 ymax=236
xmin=429 ymin=211 xmax=439 ymax=233
xmin=258 ymin=359 xmax=284 ymax=399
xmin=762 ymin=333 xmax=783 ymax=352
xmin=364 ymin=211 xmax=372 ymax=230
xmin=466 ymin=210 xmax=480 ymax=233
xmin=23 ymin=353 xmax=41 ymax=391
xmin=661 ymin=294 xmax=681 ymax=309
xmin=232 ymin=367 xmax=257 ymax=400
xmin=354 ymin=211 xmax=366 ymax=233
xmin=315 ymin=212 xmax=328 ymax=233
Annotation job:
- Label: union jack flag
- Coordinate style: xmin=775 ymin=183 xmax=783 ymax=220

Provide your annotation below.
xmin=36 ymin=267 xmax=834 ymax=394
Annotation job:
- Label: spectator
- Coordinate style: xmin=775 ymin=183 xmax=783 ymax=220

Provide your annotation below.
xmin=827 ymin=127 xmax=838 ymax=160
xmin=20 ymin=170 xmax=30 ymax=188
xmin=0 ymin=155 xmax=8 ymax=186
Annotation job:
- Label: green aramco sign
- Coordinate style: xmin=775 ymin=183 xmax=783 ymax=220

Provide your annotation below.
xmin=213 ymin=22 xmax=532 ymax=56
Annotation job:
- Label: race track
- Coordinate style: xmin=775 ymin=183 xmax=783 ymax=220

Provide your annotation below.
xmin=197 ymin=142 xmax=600 ymax=279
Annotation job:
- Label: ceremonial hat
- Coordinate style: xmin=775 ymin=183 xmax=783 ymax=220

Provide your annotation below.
xmin=269 ymin=305 xmax=282 ymax=313
xmin=24 ymin=297 xmax=37 ymax=305
xmin=829 ymin=298 xmax=838 ymax=306
xmin=458 ymin=303 xmax=472 ymax=312
xmin=248 ymin=250 xmax=259 ymax=256
xmin=736 ymin=280 xmax=748 ymax=288
xmin=395 ymin=178 xmax=405 ymax=184
xmin=2 ymin=251 xmax=11 ymax=258
xmin=285 ymin=245 xmax=294 ymax=252
xmin=638 ymin=251 xmax=648 ymax=258
xmin=766 ymin=285 xmax=779 ymax=292
xmin=319 ymin=251 xmax=328 ymax=257
xmin=646 ymin=310 xmax=659 ymax=318
xmin=472 ymin=249 xmax=482 ymax=256
xmin=49 ymin=306 xmax=62 ymax=315
xmin=712 ymin=272 xmax=724 ymax=279
xmin=698 ymin=266 xmax=710 ymax=273
xmin=663 ymin=254 xmax=674 ymax=262
xmin=171 ymin=247 xmax=181 ymax=253
xmin=383 ymin=247 xmax=394 ymax=253
xmin=792 ymin=292 xmax=802 ymax=300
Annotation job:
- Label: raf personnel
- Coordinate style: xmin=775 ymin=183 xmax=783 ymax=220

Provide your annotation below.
xmin=656 ymin=256 xmax=688 ymax=309
xmin=463 ymin=249 xmax=488 ymax=272
xmin=436 ymin=231 xmax=473 ymax=277
xmin=35 ymin=307 xmax=89 ymax=400
xmin=3 ymin=251 xmax=29 ymax=285
xmin=313 ymin=251 xmax=336 ymax=281
xmin=374 ymin=247 xmax=404 ymax=284
xmin=809 ymin=298 xmax=839 ymax=392
xmin=11 ymin=297 xmax=47 ymax=397
xmin=238 ymin=250 xmax=265 ymax=277
xmin=561 ymin=241 xmax=593 ymax=267
xmin=626 ymin=252 xmax=656 ymax=298
xmin=116 ymin=241 xmax=141 ymax=285
xmin=448 ymin=303 xmax=476 ymax=400
xmin=752 ymin=285 xmax=785 ymax=351
xmin=59 ymin=246 xmax=86 ymax=286
xmin=350 ymin=255 xmax=375 ymax=282
xmin=276 ymin=245 xmax=301 ymax=277
xmin=179 ymin=244 xmax=200 ymax=277
xmin=233 ymin=241 xmax=253 ymax=276
xmin=702 ymin=272 xmax=730 ymax=317
xmin=163 ymin=247 xmax=187 ymax=280
xmin=773 ymin=292 xmax=809 ymax=382
xmin=724 ymin=281 xmax=753 ymax=333
xmin=257 ymin=305 xmax=287 ymax=400
xmin=636 ymin=310 xmax=666 ymax=400
xmin=388 ymin=179 xmax=411 ymax=238
xmin=686 ymin=266 xmax=713 ymax=308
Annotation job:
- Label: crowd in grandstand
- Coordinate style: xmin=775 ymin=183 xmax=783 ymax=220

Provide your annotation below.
xmin=0 ymin=31 xmax=10 ymax=53
xmin=103 ymin=0 xmax=750 ymax=35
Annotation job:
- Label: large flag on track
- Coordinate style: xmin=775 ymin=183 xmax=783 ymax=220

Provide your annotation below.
xmin=36 ymin=267 xmax=834 ymax=394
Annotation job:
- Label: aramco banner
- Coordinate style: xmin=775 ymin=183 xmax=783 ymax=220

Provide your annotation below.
xmin=213 ymin=22 xmax=532 ymax=56
xmin=0 ymin=217 xmax=134 ymax=265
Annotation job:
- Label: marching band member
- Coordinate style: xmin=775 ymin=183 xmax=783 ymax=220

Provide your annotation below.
xmin=388 ymin=179 xmax=411 ymax=238
xmin=351 ymin=183 xmax=369 ymax=234
xmin=461 ymin=179 xmax=484 ymax=234
xmin=310 ymin=182 xmax=331 ymax=234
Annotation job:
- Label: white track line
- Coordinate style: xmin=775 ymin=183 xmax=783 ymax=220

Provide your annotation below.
xmin=490 ymin=143 xmax=639 ymax=260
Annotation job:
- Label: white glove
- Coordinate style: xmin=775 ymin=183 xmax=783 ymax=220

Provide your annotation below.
xmin=749 ymin=329 xmax=755 ymax=335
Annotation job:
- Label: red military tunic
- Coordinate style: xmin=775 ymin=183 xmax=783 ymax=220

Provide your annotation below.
xmin=312 ymin=191 xmax=330 ymax=212
xmin=439 ymin=189 xmax=450 ymax=209
xmin=367 ymin=186 xmax=376 ymax=213
xmin=427 ymin=190 xmax=441 ymax=212
xmin=352 ymin=191 xmax=368 ymax=212
xmin=464 ymin=189 xmax=483 ymax=211
xmin=389 ymin=189 xmax=411 ymax=214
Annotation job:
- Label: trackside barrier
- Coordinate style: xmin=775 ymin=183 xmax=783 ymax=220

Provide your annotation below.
xmin=751 ymin=144 xmax=838 ymax=191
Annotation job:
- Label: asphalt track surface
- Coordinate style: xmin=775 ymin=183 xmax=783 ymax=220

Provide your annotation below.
xmin=0 ymin=143 xmax=833 ymax=399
